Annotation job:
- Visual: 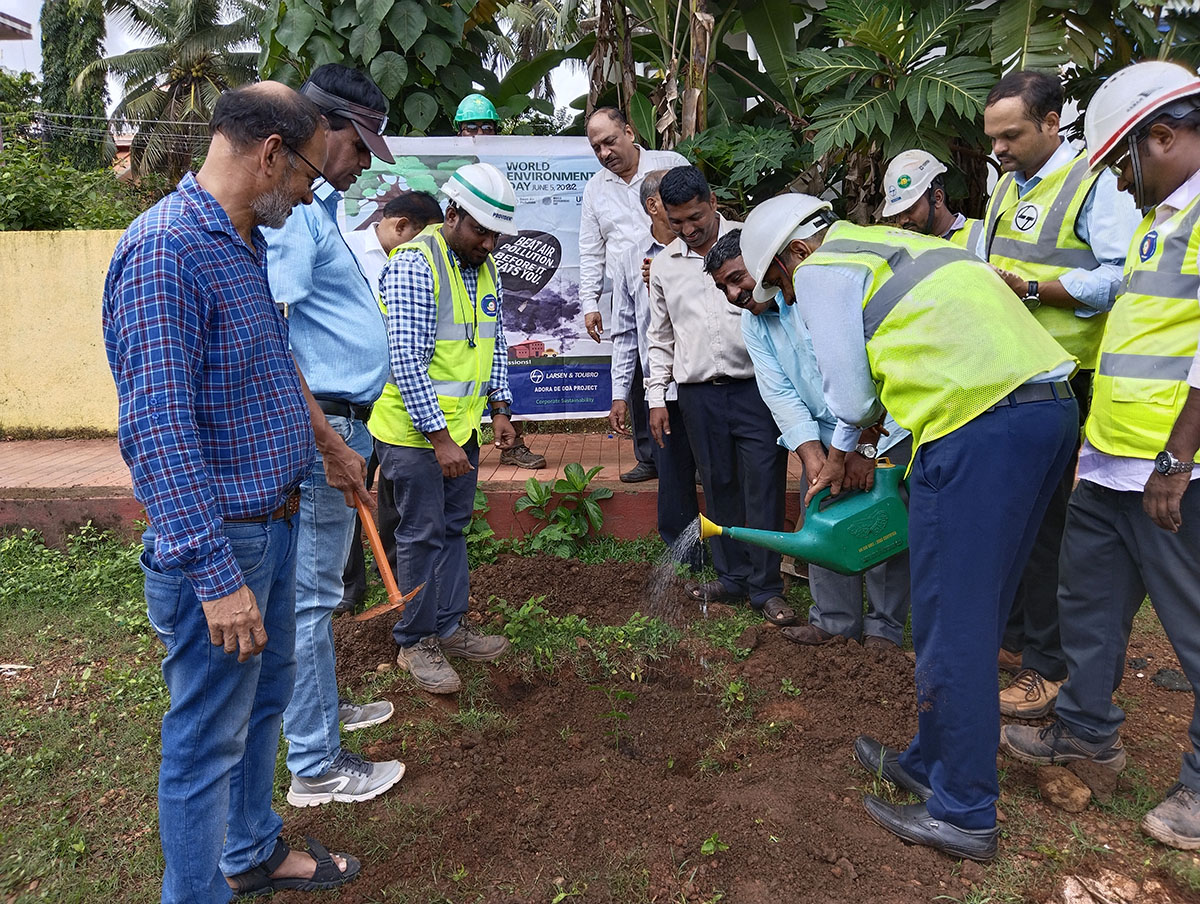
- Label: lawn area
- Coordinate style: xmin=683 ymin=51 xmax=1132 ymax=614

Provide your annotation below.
xmin=2 ymin=526 xmax=1199 ymax=903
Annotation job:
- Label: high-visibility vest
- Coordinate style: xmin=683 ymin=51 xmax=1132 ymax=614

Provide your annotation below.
xmin=800 ymin=222 xmax=1075 ymax=452
xmin=983 ymin=151 xmax=1106 ymax=368
xmin=947 ymin=217 xmax=983 ymax=251
xmin=1086 ymin=195 xmax=1200 ymax=459
xmin=368 ymin=225 xmax=501 ymax=449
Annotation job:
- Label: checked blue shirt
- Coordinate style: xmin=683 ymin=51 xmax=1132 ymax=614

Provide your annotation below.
xmin=102 ymin=173 xmax=315 ymax=602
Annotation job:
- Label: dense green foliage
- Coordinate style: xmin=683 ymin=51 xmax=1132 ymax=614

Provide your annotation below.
xmin=0 ymin=70 xmax=40 ymax=143
xmin=38 ymin=0 xmax=108 ymax=169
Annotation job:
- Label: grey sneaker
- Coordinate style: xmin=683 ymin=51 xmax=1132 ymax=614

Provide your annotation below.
xmin=1000 ymin=720 xmax=1126 ymax=772
xmin=1142 ymin=783 xmax=1200 ymax=850
xmin=286 ymin=750 xmax=405 ymax=807
xmin=338 ymin=698 xmax=394 ymax=732
xmin=440 ymin=616 xmax=511 ymax=662
xmin=396 ymin=635 xmax=462 ymax=693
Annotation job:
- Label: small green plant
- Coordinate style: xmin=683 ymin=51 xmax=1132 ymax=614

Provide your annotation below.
xmin=699 ymin=832 xmax=729 ymax=856
xmin=779 ymin=677 xmax=802 ymax=697
xmin=466 ymin=487 xmax=500 ymax=567
xmin=719 ymin=679 xmax=747 ymax=714
xmin=514 ymin=463 xmax=614 ymax=558
xmin=590 ymin=683 xmax=637 ymax=750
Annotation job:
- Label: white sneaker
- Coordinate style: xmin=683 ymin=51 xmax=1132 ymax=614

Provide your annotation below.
xmin=338 ymin=698 xmax=394 ymax=732
xmin=287 ymin=751 xmax=405 ymax=807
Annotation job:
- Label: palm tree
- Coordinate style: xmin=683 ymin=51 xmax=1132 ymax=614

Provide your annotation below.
xmin=76 ymin=0 xmax=262 ymax=179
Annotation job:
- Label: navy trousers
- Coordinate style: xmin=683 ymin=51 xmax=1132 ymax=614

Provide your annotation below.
xmin=676 ymin=379 xmax=786 ymax=605
xmin=630 ymin=359 xmax=655 ymax=466
xmin=649 ymin=399 xmax=703 ymax=567
xmin=896 ymin=393 xmax=1078 ymax=829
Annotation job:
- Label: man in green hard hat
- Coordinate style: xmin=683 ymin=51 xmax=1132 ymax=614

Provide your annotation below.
xmin=455 ymin=94 xmax=500 ymax=137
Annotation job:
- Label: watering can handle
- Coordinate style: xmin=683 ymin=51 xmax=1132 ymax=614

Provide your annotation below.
xmin=808 ymin=458 xmax=898 ymax=515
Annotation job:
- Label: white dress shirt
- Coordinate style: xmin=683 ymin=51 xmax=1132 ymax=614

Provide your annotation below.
xmin=1077 ymin=164 xmax=1200 ymax=490
xmin=610 ymin=235 xmax=677 ymax=402
xmin=578 ymin=146 xmax=688 ymax=315
xmin=342 ymin=222 xmax=391 ymax=300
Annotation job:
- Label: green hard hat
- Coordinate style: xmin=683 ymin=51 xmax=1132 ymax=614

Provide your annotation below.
xmin=454 ymin=93 xmax=499 ymax=126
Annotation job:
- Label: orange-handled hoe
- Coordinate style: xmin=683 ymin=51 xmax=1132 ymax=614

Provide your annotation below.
xmin=352 ymin=497 xmax=423 ymax=622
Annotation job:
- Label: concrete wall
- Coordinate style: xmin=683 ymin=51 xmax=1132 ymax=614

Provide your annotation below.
xmin=0 ymin=230 xmax=122 ymax=432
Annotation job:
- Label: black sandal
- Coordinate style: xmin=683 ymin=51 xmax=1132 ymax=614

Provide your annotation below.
xmin=228 ymin=837 xmax=361 ymax=898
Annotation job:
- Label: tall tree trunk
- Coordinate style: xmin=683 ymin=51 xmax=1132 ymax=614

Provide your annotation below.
xmin=681 ymin=0 xmax=713 ymax=139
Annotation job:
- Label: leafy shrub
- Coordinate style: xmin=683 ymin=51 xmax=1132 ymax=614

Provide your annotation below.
xmin=513 ymin=462 xmax=614 ymax=558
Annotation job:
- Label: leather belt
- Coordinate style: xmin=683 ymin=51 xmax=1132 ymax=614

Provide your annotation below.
xmin=706 ymin=375 xmax=751 ymax=386
xmin=226 ymin=490 xmax=301 ymax=524
xmin=315 ymin=397 xmax=374 ymax=422
xmin=986 ymin=380 xmax=1075 ymax=412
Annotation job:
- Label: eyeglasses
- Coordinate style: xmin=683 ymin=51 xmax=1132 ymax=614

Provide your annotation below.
xmin=460 ymin=122 xmax=498 ymax=136
xmin=283 ymin=143 xmax=329 ymax=186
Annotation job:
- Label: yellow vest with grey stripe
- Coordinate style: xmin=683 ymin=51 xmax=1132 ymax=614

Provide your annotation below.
xmin=983 ymin=151 xmax=1105 ymax=368
xmin=800 ymin=222 xmax=1074 ymax=453
xmin=947 ymin=217 xmax=983 ymax=251
xmin=1086 ymin=195 xmax=1200 ymax=459
xmin=369 ymin=225 xmax=501 ymax=449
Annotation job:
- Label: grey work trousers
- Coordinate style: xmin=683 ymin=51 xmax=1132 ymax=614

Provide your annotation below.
xmin=1055 ymin=478 xmax=1200 ymax=791
xmin=805 ymin=435 xmax=913 ymax=645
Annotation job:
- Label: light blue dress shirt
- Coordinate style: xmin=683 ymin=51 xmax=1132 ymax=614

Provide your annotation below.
xmin=610 ymin=236 xmax=674 ymax=402
xmin=741 ymin=291 xmax=907 ymax=454
xmin=976 ymin=140 xmax=1141 ymax=316
xmin=264 ymin=182 xmax=390 ymax=405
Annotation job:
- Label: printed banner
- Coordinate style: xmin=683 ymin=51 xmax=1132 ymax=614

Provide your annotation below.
xmin=340 ymin=136 xmax=610 ymax=420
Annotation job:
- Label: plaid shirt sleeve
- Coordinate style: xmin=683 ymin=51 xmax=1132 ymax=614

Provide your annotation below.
xmin=382 ymin=249 xmax=446 ymax=434
xmin=489 ymin=281 xmax=512 ymax=404
xmin=106 ymin=236 xmax=242 ymax=600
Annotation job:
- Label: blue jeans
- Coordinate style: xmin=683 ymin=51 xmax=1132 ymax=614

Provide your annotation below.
xmin=283 ymin=415 xmax=373 ymax=777
xmin=377 ymin=436 xmax=479 ymax=648
xmin=144 ymin=519 xmax=299 ymax=904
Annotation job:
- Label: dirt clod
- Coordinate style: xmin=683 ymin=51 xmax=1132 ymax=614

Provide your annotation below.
xmin=1038 ymin=765 xmax=1093 ymax=813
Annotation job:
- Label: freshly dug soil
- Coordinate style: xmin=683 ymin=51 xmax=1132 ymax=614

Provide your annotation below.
xmin=303 ymin=555 xmax=1198 ymax=904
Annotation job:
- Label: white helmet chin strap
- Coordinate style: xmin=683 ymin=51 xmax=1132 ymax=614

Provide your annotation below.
xmin=1128 ymin=132 xmax=1149 ymax=213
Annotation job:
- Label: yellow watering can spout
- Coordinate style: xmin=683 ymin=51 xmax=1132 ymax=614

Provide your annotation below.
xmin=698 ymin=513 xmax=723 ymax=539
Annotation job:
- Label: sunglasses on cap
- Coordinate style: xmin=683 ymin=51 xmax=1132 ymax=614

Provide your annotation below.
xmin=299 ymin=81 xmax=395 ymax=165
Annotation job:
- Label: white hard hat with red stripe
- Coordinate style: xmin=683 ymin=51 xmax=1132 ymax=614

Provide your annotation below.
xmin=742 ymin=193 xmax=836 ymax=302
xmin=1084 ymin=61 xmax=1200 ymax=172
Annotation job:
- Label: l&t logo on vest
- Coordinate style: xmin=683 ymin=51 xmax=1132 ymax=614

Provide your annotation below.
xmin=1139 ymin=231 xmax=1158 ymax=263
xmin=1013 ymin=203 xmax=1041 ymax=232
xmin=480 ymin=294 xmax=500 ymax=317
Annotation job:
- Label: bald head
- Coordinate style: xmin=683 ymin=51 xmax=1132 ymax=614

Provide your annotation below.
xmin=210 ymin=82 xmax=324 ymax=152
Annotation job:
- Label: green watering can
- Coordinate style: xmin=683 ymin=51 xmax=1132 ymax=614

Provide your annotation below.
xmin=699 ymin=460 xmax=908 ymax=576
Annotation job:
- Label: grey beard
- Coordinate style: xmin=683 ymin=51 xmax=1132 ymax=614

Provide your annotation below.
xmin=252 ymin=182 xmax=298 ymax=230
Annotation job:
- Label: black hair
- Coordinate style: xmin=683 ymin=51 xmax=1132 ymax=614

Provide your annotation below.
xmin=703 ymin=228 xmax=742 ymax=275
xmin=307 ymin=63 xmax=387 ymax=131
xmin=658 ymin=165 xmax=712 ymax=207
xmin=1144 ymin=101 xmax=1200 ymax=137
xmin=986 ymin=70 xmax=1063 ymax=125
xmin=382 ymin=190 xmax=443 ymax=225
xmin=209 ymin=84 xmax=322 ymax=150
xmin=588 ymin=106 xmax=628 ymax=128
xmin=639 ymin=169 xmax=668 ymax=209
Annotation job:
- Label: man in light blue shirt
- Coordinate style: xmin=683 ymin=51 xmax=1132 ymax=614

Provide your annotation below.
xmin=705 ymin=212 xmax=912 ymax=650
xmin=263 ymin=64 xmax=404 ymax=807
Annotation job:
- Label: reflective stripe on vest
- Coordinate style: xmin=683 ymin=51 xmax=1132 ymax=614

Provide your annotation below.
xmin=983 ymin=151 xmax=1106 ymax=367
xmin=1086 ymin=196 xmax=1200 ymax=459
xmin=947 ymin=217 xmax=983 ymax=252
xmin=801 ymin=222 xmax=1074 ymax=456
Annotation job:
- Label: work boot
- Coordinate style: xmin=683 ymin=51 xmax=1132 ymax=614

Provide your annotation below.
xmin=999 ymin=668 xmax=1063 ymax=719
xmin=396 ymin=635 xmax=462 ymax=694
xmin=286 ymin=750 xmax=405 ymax=806
xmin=998 ymin=647 xmax=1023 ymax=676
xmin=500 ymin=442 xmax=546 ymax=469
xmin=1000 ymin=720 xmax=1126 ymax=772
xmin=1142 ymin=783 xmax=1200 ymax=850
xmin=338 ymin=698 xmax=394 ymax=732
xmin=440 ymin=616 xmax=511 ymax=661
xmin=620 ymin=461 xmax=657 ymax=483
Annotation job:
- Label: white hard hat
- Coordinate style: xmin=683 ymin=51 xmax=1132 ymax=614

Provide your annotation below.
xmin=1084 ymin=61 xmax=1200 ymax=172
xmin=441 ymin=162 xmax=519 ymax=235
xmin=880 ymin=150 xmax=948 ymax=218
xmin=742 ymin=194 xmax=835 ymax=302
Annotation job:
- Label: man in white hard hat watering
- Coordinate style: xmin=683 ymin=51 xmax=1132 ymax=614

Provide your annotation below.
xmin=1001 ymin=60 xmax=1200 ymax=851
xmin=371 ymin=162 xmax=518 ymax=693
xmin=880 ymin=149 xmax=982 ymax=250
xmin=707 ymin=196 xmax=913 ymax=652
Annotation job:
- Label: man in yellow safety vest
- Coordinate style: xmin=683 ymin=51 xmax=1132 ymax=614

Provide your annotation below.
xmin=1001 ymin=60 xmax=1200 ymax=853
xmin=880 ymin=149 xmax=982 ymax=249
xmin=981 ymin=70 xmax=1142 ymax=719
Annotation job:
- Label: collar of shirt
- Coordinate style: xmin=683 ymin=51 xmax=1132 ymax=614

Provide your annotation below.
xmin=364 ymin=222 xmax=388 ymax=260
xmin=941 ymin=211 xmax=967 ymax=239
xmin=669 ymin=215 xmax=737 ymax=259
xmin=314 ymin=181 xmax=343 ymax=221
xmin=1154 ymin=164 xmax=1200 ymax=225
xmin=177 ymin=172 xmax=265 ymax=263
xmin=1016 ymin=139 xmax=1079 ymax=195
xmin=598 ymin=144 xmax=659 ymax=187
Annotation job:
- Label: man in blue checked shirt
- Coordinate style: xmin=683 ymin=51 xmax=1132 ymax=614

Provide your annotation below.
xmin=103 ymin=83 xmax=362 ymax=902
xmin=261 ymin=64 xmax=405 ymax=809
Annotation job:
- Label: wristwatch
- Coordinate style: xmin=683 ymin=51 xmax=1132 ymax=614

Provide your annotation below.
xmin=490 ymin=404 xmax=513 ymax=420
xmin=1022 ymin=280 xmax=1041 ymax=311
xmin=855 ymin=443 xmax=878 ymax=459
xmin=1154 ymin=450 xmax=1194 ymax=475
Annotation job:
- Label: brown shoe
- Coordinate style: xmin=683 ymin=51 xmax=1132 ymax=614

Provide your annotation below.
xmin=863 ymin=635 xmax=900 ymax=652
xmin=998 ymin=647 xmax=1023 ymax=675
xmin=439 ymin=616 xmax=511 ymax=662
xmin=499 ymin=442 xmax=546 ymax=469
xmin=396 ymin=636 xmax=462 ymax=694
xmin=781 ymin=623 xmax=836 ymax=645
xmin=999 ymin=668 xmax=1063 ymax=719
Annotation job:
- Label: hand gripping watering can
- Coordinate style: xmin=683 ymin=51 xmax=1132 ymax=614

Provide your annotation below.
xmin=698 ymin=461 xmax=908 ymax=576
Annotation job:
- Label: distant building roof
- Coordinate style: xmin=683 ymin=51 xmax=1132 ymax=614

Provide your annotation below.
xmin=0 ymin=11 xmax=32 ymax=40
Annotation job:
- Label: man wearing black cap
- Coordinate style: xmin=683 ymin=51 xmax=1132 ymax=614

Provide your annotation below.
xmin=262 ymin=64 xmax=405 ymax=808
